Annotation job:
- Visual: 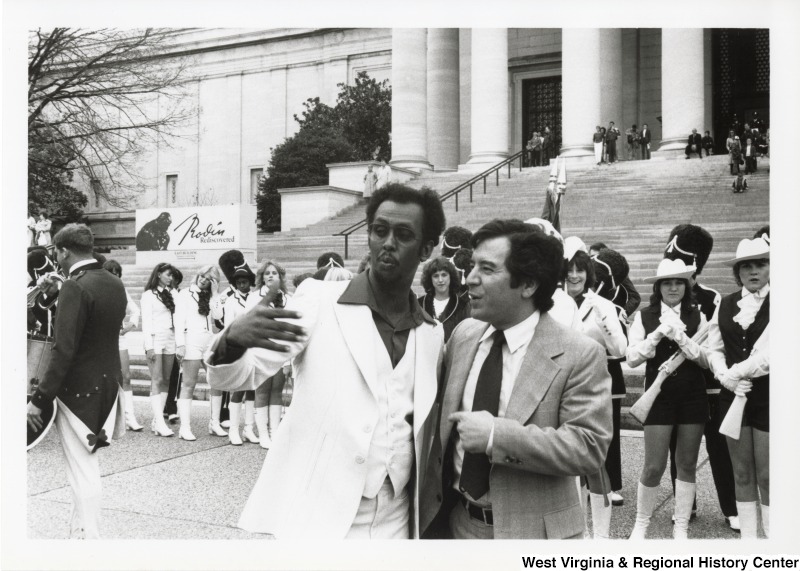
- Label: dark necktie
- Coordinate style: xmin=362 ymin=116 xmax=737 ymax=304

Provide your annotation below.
xmin=459 ymin=330 xmax=505 ymax=500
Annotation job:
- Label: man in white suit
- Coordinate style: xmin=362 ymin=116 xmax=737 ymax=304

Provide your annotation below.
xmin=420 ymin=219 xmax=612 ymax=539
xmin=205 ymin=184 xmax=446 ymax=539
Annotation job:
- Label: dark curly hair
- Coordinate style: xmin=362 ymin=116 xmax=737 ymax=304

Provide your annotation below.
xmin=144 ymin=263 xmax=178 ymax=313
xmin=471 ymin=219 xmax=563 ymax=313
xmin=649 ymin=278 xmax=696 ymax=313
xmin=421 ymin=257 xmax=461 ymax=298
xmin=566 ymin=250 xmax=596 ymax=294
xmin=365 ymin=183 xmax=446 ymax=250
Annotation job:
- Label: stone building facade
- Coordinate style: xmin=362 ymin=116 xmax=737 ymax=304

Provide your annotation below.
xmin=82 ymin=28 xmax=769 ymax=229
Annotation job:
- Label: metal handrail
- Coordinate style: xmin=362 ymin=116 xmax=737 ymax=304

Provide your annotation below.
xmin=333 ymin=149 xmax=527 ymax=258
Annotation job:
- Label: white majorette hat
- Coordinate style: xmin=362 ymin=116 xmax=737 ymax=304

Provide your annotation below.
xmin=722 ymin=237 xmax=770 ymax=266
xmin=524 ymin=217 xmax=563 ymax=244
xmin=644 ymin=259 xmax=697 ymax=283
xmin=563 ymin=236 xmax=587 ymax=261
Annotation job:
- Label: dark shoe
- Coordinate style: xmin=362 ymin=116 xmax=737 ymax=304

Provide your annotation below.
xmin=168 ymin=413 xmax=179 ymax=424
xmin=610 ymin=491 xmax=624 ymax=506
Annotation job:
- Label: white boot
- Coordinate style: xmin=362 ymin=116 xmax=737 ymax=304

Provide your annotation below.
xmin=228 ymin=402 xmax=242 ymax=446
xmin=590 ymin=493 xmax=612 ymax=539
xmin=737 ymin=501 xmax=759 ymax=539
xmin=255 ymin=407 xmax=271 ymax=450
xmin=268 ymin=404 xmax=283 ymax=440
xmin=760 ymin=504 xmax=769 ymax=538
xmin=123 ymin=390 xmax=143 ymax=431
xmin=673 ymin=480 xmax=696 ymax=540
xmin=242 ymin=401 xmax=260 ymax=443
xmin=150 ymin=394 xmax=173 ymax=437
xmin=177 ymin=399 xmax=196 ymax=441
xmin=629 ymin=482 xmax=660 ymax=539
xmin=208 ymin=395 xmax=227 ymax=437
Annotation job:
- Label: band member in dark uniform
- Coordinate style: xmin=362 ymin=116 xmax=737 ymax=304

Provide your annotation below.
xmin=27 ymin=224 xmax=127 ymax=539
xmin=664 ymin=225 xmax=740 ymax=532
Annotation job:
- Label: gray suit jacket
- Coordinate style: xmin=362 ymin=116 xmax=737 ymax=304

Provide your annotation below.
xmin=420 ymin=313 xmax=612 ymax=539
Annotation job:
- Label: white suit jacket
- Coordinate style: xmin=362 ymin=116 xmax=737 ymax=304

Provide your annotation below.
xmin=204 ymin=277 xmax=443 ymax=539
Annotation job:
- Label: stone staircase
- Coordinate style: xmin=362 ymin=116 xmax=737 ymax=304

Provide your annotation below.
xmin=110 ymin=154 xmax=769 ymax=429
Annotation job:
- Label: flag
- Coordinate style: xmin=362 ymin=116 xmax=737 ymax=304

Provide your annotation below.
xmin=541 ymin=156 xmax=564 ymax=233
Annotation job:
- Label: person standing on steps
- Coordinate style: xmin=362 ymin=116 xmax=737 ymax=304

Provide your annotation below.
xmin=605 ymin=122 xmax=620 ymax=164
xmin=640 ymin=124 xmax=651 ymax=160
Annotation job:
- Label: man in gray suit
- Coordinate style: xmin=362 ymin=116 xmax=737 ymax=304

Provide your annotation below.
xmin=421 ymin=219 xmax=612 ymax=539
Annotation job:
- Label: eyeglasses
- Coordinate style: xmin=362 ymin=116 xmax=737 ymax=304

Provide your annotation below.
xmin=368 ymin=222 xmax=418 ymax=244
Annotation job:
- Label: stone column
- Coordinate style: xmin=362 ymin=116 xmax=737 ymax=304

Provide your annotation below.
xmin=560 ymin=29 xmax=602 ymax=162
xmin=657 ymin=28 xmax=705 ymax=155
xmin=427 ymin=28 xmax=460 ymax=171
xmin=390 ymin=28 xmax=432 ymax=171
xmin=466 ymin=28 xmax=509 ymax=166
xmin=599 ymin=29 xmax=623 ymax=156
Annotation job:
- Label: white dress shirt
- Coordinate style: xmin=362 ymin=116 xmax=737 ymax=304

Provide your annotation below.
xmin=453 ymin=310 xmax=540 ymax=504
xmin=174 ymin=284 xmax=222 ymax=347
xmin=706 ymin=284 xmax=770 ymax=378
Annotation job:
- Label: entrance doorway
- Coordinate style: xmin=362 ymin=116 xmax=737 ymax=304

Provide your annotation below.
xmin=521 ymin=76 xmax=562 ymax=165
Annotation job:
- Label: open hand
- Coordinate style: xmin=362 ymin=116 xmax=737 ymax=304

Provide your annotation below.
xmin=226 ymin=292 xmax=307 ymax=352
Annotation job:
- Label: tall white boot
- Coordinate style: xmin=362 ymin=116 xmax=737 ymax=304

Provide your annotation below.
xmin=591 ymin=493 xmax=612 ymax=539
xmin=737 ymin=501 xmax=759 ymax=539
xmin=242 ymin=401 xmax=260 ymax=443
xmin=150 ymin=394 xmax=173 ymax=437
xmin=177 ymin=398 xmax=196 ymax=441
xmin=208 ymin=395 xmax=227 ymax=437
xmin=123 ymin=390 xmax=143 ymax=431
xmin=673 ymin=480 xmax=696 ymax=540
xmin=228 ymin=402 xmax=242 ymax=446
xmin=255 ymin=407 xmax=271 ymax=450
xmin=760 ymin=504 xmax=769 ymax=538
xmin=629 ymin=482 xmax=660 ymax=540
xmin=269 ymin=404 xmax=283 ymax=440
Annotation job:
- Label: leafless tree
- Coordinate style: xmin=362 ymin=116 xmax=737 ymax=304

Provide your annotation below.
xmin=28 ymin=28 xmax=197 ymax=208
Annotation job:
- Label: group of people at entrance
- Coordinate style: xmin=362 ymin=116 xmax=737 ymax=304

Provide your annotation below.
xmin=525 ymin=126 xmax=555 ymax=167
xmin=27 ymin=187 xmax=770 ymax=542
xmin=593 ymin=122 xmax=652 ymax=165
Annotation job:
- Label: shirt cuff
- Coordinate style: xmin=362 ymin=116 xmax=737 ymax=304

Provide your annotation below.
xmin=485 ymin=422 xmax=495 ymax=458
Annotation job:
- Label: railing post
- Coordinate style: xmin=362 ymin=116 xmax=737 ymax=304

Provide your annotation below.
xmin=344 ymin=235 xmax=349 ymax=260
xmin=455 ymin=193 xmax=459 ymax=212
xmin=507 ymin=162 xmax=511 ymax=178
xmin=483 ymin=177 xmax=486 ymax=194
xmin=519 ymin=154 xmax=523 ymax=172
xmin=496 ymin=169 xmax=499 ymax=186
xmin=469 ymin=183 xmax=473 ymax=203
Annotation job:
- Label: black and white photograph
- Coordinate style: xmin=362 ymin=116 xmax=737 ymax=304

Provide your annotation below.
xmin=4 ymin=0 xmax=800 ymax=569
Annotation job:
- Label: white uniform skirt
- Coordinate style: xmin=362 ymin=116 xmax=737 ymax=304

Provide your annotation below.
xmin=118 ymin=333 xmax=128 ymax=352
xmin=183 ymin=330 xmax=213 ymax=360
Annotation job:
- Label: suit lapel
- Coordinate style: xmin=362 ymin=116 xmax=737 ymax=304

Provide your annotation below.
xmin=332 ymin=302 xmax=380 ymax=400
xmin=413 ymin=324 xmax=438 ymax=439
xmin=503 ymin=314 xmax=563 ymax=424
xmin=439 ymin=321 xmax=488 ymax=450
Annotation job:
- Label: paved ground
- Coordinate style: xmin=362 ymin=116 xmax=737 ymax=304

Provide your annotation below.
xmin=26 ymin=396 xmax=755 ymax=541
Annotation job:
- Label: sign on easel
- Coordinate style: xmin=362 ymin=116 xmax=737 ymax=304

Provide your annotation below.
xmin=134 ymin=204 xmax=257 ymax=267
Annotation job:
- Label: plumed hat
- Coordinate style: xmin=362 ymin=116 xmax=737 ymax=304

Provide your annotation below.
xmin=451 ymin=247 xmax=474 ymax=285
xmin=663 ymin=224 xmax=713 ymax=274
xmin=27 ymin=247 xmax=57 ymax=282
xmin=752 ymin=225 xmax=770 ymax=244
xmin=442 ymin=226 xmax=473 ymax=258
xmin=591 ymin=248 xmax=629 ymax=296
xmin=218 ymin=249 xmax=255 ymax=285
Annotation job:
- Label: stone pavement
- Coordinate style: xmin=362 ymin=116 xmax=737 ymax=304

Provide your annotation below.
xmin=27 ymin=396 xmax=752 ymax=541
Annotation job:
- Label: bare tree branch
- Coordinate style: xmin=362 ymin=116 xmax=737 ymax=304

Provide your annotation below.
xmin=29 ymin=27 xmax=197 ymax=209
